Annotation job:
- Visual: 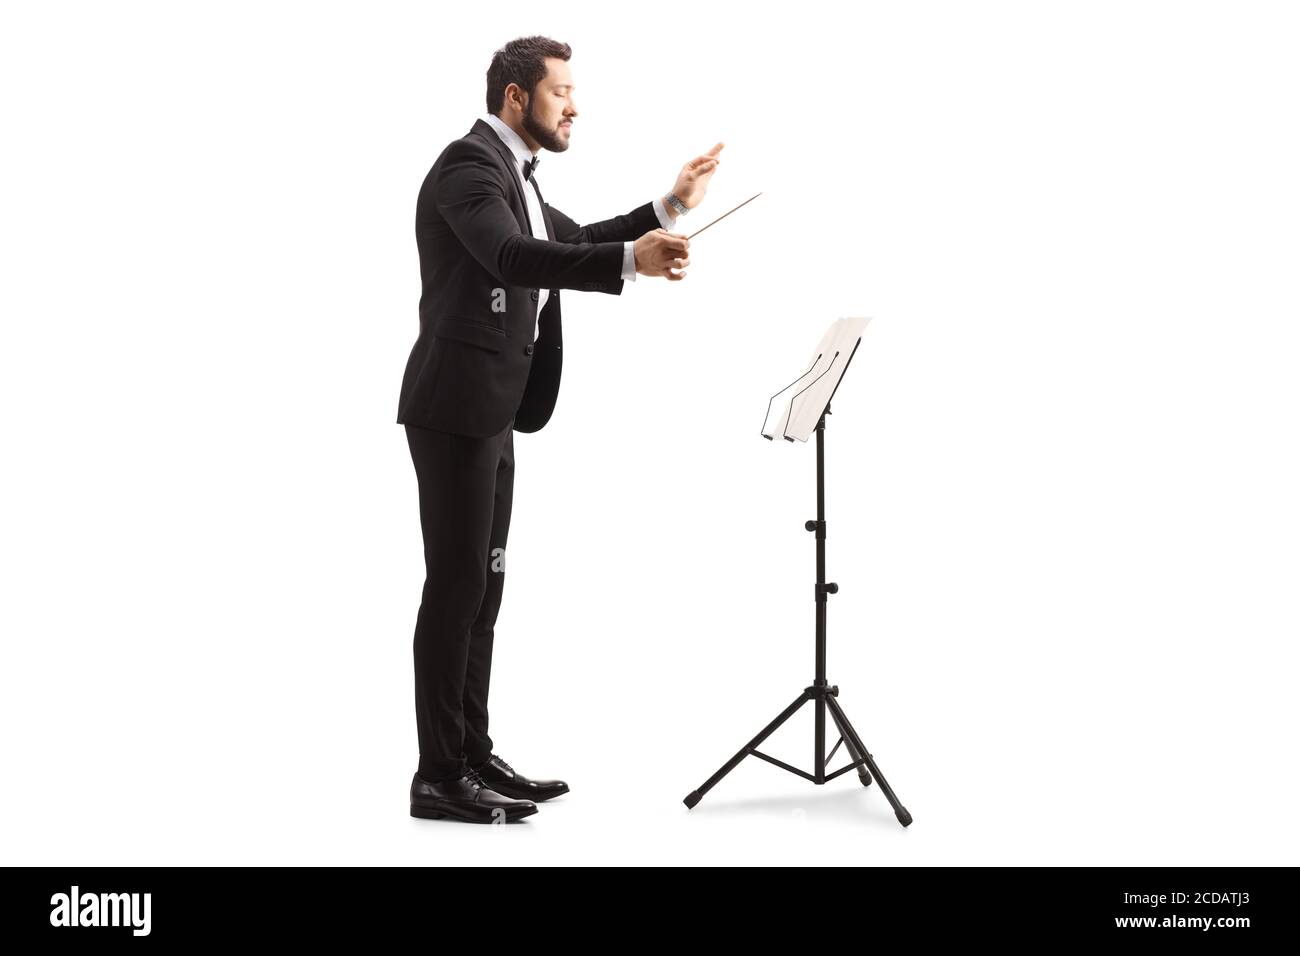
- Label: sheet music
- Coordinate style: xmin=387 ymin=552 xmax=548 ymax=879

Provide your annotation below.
xmin=761 ymin=321 xmax=842 ymax=439
xmin=763 ymin=317 xmax=871 ymax=442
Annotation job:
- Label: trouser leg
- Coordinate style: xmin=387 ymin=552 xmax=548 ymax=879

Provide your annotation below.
xmin=463 ymin=424 xmax=514 ymax=767
xmin=405 ymin=420 xmax=512 ymax=781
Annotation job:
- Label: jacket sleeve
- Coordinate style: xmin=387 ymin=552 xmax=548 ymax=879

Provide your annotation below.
xmin=433 ymin=138 xmax=624 ymax=291
xmin=545 ymin=200 xmax=661 ymax=244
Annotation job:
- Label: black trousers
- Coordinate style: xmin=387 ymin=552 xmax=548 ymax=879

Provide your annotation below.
xmin=405 ymin=416 xmax=515 ymax=781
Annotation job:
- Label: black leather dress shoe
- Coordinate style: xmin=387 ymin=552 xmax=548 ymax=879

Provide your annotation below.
xmin=472 ymin=754 xmax=569 ymax=802
xmin=410 ymin=769 xmax=537 ymax=823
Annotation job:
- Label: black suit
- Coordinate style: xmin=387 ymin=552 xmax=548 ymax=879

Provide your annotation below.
xmin=398 ymin=118 xmax=660 ymax=779
xmin=398 ymin=117 xmax=661 ymax=437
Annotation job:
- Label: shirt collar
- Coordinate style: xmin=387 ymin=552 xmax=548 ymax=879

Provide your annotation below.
xmin=483 ymin=113 xmax=539 ymax=179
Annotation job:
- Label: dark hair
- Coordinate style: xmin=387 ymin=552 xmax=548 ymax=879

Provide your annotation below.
xmin=486 ymin=36 xmax=572 ymax=115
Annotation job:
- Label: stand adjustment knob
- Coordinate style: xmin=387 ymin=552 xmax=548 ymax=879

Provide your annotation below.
xmin=804 ymin=519 xmax=826 ymax=538
xmin=826 ymin=582 xmax=839 ymax=594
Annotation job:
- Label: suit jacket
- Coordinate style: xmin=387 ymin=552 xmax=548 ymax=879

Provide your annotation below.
xmin=397 ymin=117 xmax=662 ymax=436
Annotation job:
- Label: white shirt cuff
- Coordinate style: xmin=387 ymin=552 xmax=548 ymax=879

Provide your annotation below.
xmin=652 ymin=196 xmax=679 ymax=230
xmin=622 ymin=241 xmax=637 ymax=282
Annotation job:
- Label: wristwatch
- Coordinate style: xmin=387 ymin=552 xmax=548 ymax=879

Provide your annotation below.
xmin=665 ymin=192 xmax=689 ymax=216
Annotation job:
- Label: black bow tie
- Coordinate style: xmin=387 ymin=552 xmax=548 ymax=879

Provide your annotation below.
xmin=522 ymin=155 xmax=539 ymax=180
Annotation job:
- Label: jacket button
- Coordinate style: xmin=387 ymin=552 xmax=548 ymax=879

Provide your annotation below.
xmin=530 ymin=289 xmax=539 ymax=301
xmin=524 ymin=343 xmax=534 ymax=355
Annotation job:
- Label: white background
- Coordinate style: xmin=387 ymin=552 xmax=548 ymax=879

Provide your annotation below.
xmin=2 ymin=0 xmax=1298 ymax=866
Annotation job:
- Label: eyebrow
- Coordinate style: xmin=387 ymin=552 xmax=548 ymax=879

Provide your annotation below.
xmin=553 ymin=84 xmax=575 ymax=91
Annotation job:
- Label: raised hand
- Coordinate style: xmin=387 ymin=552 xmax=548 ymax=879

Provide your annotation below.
xmin=671 ymin=142 xmax=724 ymax=210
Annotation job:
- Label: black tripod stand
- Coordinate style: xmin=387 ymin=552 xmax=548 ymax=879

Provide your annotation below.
xmin=683 ymin=403 xmax=912 ymax=826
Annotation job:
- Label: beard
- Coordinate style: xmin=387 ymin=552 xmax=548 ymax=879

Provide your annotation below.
xmin=521 ymin=95 xmax=569 ymax=153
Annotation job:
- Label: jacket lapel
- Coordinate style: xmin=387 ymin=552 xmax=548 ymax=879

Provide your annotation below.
xmin=529 ymin=177 xmax=555 ymax=240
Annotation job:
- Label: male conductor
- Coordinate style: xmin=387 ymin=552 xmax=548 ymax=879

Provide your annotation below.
xmin=396 ymin=35 xmax=723 ymax=823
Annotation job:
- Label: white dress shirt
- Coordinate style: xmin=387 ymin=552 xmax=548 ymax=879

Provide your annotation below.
xmin=482 ymin=113 xmax=681 ymax=337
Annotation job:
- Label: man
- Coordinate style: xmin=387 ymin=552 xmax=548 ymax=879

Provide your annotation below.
xmin=397 ymin=35 xmax=722 ymax=823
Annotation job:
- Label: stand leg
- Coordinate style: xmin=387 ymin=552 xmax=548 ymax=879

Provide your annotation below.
xmin=825 ymin=695 xmax=912 ymax=827
xmin=814 ymin=694 xmax=826 ymax=783
xmin=684 ymin=693 xmax=809 ymax=808
xmin=827 ymin=703 xmax=874 ymax=788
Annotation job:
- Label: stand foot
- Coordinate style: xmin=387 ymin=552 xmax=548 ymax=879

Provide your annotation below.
xmin=683 ymin=791 xmax=702 ymax=809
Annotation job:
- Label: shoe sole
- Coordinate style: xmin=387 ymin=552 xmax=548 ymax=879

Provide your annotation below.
xmin=410 ymin=803 xmax=538 ymax=823
xmin=531 ymin=786 xmax=569 ymax=803
xmin=487 ymin=784 xmax=570 ymax=803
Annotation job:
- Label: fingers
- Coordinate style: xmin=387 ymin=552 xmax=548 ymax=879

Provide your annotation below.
xmin=691 ymin=144 xmax=724 ymax=163
xmin=648 ymin=234 xmax=692 ymax=279
xmin=692 ymin=144 xmax=723 ymax=172
xmin=643 ymin=230 xmax=689 ymax=258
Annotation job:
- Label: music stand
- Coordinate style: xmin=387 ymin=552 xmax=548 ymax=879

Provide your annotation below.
xmin=683 ymin=317 xmax=913 ymax=826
